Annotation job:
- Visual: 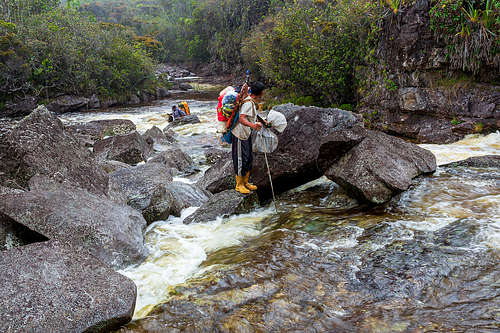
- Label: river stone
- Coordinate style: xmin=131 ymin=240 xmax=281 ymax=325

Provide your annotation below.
xmin=441 ymin=155 xmax=500 ymax=168
xmin=168 ymin=182 xmax=212 ymax=217
xmin=46 ymin=95 xmax=89 ymax=113
xmin=197 ymin=158 xmax=235 ymax=193
xmin=67 ymin=119 xmax=136 ymax=142
xmin=204 ymin=147 xmax=231 ymax=165
xmin=166 ymin=114 xmax=201 ymax=128
xmin=0 ymin=240 xmax=136 ymax=333
xmin=184 ymin=189 xmax=258 ymax=224
xmin=325 ymin=130 xmax=436 ymax=204
xmin=143 ymin=125 xmax=176 ymax=145
xmin=94 ymin=131 xmax=154 ymax=165
xmin=148 ymin=147 xmax=194 ymax=174
xmin=0 ymin=187 xmax=148 ymax=269
xmin=0 ymin=106 xmax=110 ymax=196
xmin=99 ymin=160 xmax=131 ymax=174
xmin=108 ymin=163 xmax=175 ymax=223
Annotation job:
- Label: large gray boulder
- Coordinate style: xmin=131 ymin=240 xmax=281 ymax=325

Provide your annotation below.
xmin=0 ymin=188 xmax=148 ymax=269
xmin=94 ymin=131 xmax=154 ymax=165
xmin=197 ymin=158 xmax=234 ymax=194
xmin=168 ymin=182 xmax=212 ymax=217
xmin=184 ymin=190 xmax=258 ymax=224
xmin=0 ymin=106 xmax=109 ymax=196
xmin=0 ymin=240 xmax=137 ymax=333
xmin=325 ymin=130 xmax=436 ymax=204
xmin=148 ymin=147 xmax=194 ymax=174
xmin=46 ymin=95 xmax=89 ymax=113
xmin=109 ymin=163 xmax=175 ymax=224
xmin=143 ymin=126 xmax=176 ymax=145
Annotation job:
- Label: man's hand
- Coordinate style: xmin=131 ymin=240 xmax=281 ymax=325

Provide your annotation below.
xmin=253 ymin=122 xmax=263 ymax=131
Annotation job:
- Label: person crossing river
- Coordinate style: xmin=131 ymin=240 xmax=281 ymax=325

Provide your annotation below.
xmin=231 ymin=81 xmax=266 ymax=194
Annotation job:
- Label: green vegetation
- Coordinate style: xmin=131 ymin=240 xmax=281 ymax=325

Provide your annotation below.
xmin=430 ymin=0 xmax=500 ymax=74
xmin=0 ymin=0 xmax=161 ymax=106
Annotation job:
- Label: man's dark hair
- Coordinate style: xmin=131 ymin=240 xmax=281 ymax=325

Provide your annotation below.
xmin=171 ymin=105 xmax=176 ymax=111
xmin=249 ymin=81 xmax=265 ymax=96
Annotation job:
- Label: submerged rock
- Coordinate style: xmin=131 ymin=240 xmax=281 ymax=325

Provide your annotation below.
xmin=109 ymin=163 xmax=175 ymax=224
xmin=0 ymin=240 xmax=136 ymax=333
xmin=0 ymin=106 xmax=109 ymax=196
xmin=441 ymin=155 xmax=500 ymax=168
xmin=0 ymin=187 xmax=148 ymax=269
xmin=94 ymin=131 xmax=154 ymax=165
xmin=184 ymin=189 xmax=258 ymax=224
xmin=325 ymin=130 xmax=436 ymax=204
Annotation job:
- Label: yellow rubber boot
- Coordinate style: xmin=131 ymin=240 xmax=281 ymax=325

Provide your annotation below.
xmin=244 ymin=172 xmax=257 ymax=191
xmin=235 ymin=175 xmax=251 ymax=194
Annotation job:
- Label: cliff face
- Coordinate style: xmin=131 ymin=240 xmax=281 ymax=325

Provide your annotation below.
xmin=359 ymin=0 xmax=499 ymax=143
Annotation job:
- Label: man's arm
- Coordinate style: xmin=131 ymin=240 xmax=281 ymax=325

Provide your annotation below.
xmin=239 ymin=114 xmax=262 ymax=130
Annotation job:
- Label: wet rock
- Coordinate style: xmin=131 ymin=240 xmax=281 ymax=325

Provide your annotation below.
xmin=67 ymin=119 xmax=136 ymax=144
xmin=0 ymin=187 xmax=148 ymax=269
xmin=441 ymin=155 xmax=500 ymax=168
xmin=204 ymin=147 xmax=231 ymax=165
xmin=168 ymin=182 xmax=212 ymax=216
xmin=108 ymin=163 xmax=175 ymax=224
xmin=325 ymin=130 xmax=436 ymax=204
xmin=46 ymin=95 xmax=89 ymax=113
xmin=166 ymin=114 xmax=201 ymax=128
xmin=0 ymin=240 xmax=136 ymax=333
xmin=148 ymin=147 xmax=194 ymax=174
xmin=143 ymin=125 xmax=176 ymax=145
xmin=184 ymin=189 xmax=258 ymax=224
xmin=94 ymin=131 xmax=154 ymax=165
xmin=197 ymin=158 xmax=234 ymax=193
xmin=0 ymin=106 xmax=109 ymax=196
xmin=2 ymin=96 xmax=37 ymax=118
xmin=99 ymin=160 xmax=131 ymax=174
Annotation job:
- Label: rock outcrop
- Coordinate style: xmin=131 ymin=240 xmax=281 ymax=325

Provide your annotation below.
xmin=324 ymin=130 xmax=436 ymax=203
xmin=168 ymin=182 xmax=212 ymax=217
xmin=94 ymin=131 xmax=154 ymax=165
xmin=359 ymin=0 xmax=499 ymax=143
xmin=184 ymin=190 xmax=258 ymax=224
xmin=108 ymin=163 xmax=175 ymax=224
xmin=0 ymin=187 xmax=148 ymax=269
xmin=143 ymin=125 xmax=176 ymax=145
xmin=0 ymin=106 xmax=109 ymax=196
xmin=46 ymin=95 xmax=90 ymax=113
xmin=67 ymin=119 xmax=136 ymax=144
xmin=148 ymin=147 xmax=194 ymax=175
xmin=0 ymin=240 xmax=137 ymax=333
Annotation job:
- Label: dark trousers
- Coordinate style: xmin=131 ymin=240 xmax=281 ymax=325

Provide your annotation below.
xmin=232 ymin=134 xmax=252 ymax=176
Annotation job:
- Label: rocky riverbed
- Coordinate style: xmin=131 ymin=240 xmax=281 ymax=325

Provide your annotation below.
xmin=0 ymin=98 xmax=499 ymax=332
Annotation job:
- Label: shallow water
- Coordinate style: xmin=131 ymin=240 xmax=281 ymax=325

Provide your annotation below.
xmin=60 ymin=101 xmax=500 ymax=331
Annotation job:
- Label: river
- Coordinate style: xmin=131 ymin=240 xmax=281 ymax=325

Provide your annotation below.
xmin=59 ymin=99 xmax=500 ymax=332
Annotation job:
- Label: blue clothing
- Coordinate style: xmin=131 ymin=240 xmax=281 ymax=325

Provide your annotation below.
xmin=172 ymin=106 xmax=186 ymax=119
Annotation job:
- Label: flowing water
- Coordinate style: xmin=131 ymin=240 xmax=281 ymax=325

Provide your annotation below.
xmin=60 ymin=100 xmax=500 ymax=332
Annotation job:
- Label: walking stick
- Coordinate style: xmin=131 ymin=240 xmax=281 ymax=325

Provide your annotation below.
xmin=264 ymin=152 xmax=278 ymax=213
